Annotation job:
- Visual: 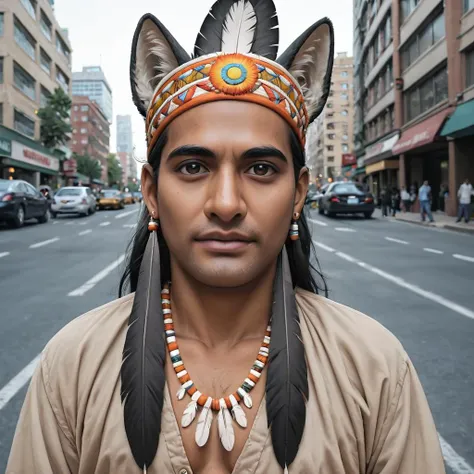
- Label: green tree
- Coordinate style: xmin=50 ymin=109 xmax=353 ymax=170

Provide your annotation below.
xmin=107 ymin=153 xmax=123 ymax=186
xmin=75 ymin=154 xmax=102 ymax=183
xmin=37 ymin=87 xmax=72 ymax=149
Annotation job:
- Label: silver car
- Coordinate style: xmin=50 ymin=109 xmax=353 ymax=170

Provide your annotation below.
xmin=51 ymin=187 xmax=97 ymax=218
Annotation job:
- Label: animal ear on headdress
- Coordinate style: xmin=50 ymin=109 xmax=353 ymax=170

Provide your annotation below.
xmin=277 ymin=18 xmax=334 ymax=124
xmin=194 ymin=0 xmax=279 ymax=60
xmin=130 ymin=14 xmax=191 ymax=117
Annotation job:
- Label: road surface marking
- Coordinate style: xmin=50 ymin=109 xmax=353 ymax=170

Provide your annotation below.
xmin=314 ymin=242 xmax=335 ymax=253
xmin=29 ymin=237 xmax=60 ymax=249
xmin=0 ymin=252 xmax=10 ymax=258
xmin=64 ymin=222 xmax=75 ymax=226
xmin=385 ymin=237 xmax=409 ymax=245
xmin=100 ymin=222 xmax=111 ymax=227
xmin=79 ymin=222 xmax=88 ymax=226
xmin=123 ymin=224 xmax=137 ymax=228
xmin=115 ymin=209 xmax=139 ymax=219
xmin=335 ymin=251 xmax=357 ymax=263
xmin=314 ymin=241 xmax=474 ymax=321
xmin=453 ymin=254 xmax=474 ymax=263
xmin=78 ymin=230 xmax=92 ymax=236
xmin=439 ymin=435 xmax=474 ymax=474
xmin=53 ymin=221 xmax=59 ymax=224
xmin=0 ymin=355 xmax=40 ymax=411
xmin=309 ymin=219 xmax=328 ymax=227
xmin=68 ymin=254 xmax=126 ymax=296
xmin=424 ymin=248 xmax=444 ymax=254
xmin=335 ymin=227 xmax=356 ymax=232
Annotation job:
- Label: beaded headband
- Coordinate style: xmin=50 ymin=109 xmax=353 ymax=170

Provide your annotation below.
xmin=145 ymin=52 xmax=309 ymax=152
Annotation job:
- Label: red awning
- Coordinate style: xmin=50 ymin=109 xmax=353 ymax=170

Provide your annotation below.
xmin=392 ymin=108 xmax=452 ymax=155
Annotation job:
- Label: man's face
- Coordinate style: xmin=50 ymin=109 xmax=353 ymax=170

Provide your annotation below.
xmin=144 ymin=101 xmax=308 ymax=288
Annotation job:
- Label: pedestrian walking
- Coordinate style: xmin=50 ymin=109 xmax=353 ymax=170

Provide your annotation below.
xmin=381 ymin=187 xmax=391 ymax=217
xmin=391 ymin=187 xmax=400 ymax=217
xmin=456 ymin=178 xmax=473 ymax=223
xmin=7 ymin=2 xmax=446 ymax=473
xmin=418 ymin=180 xmax=435 ymax=223
xmin=401 ymin=186 xmax=411 ymax=212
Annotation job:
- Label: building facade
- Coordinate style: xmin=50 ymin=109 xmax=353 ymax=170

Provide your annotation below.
xmin=306 ymin=52 xmax=355 ymax=183
xmin=71 ymin=96 xmax=110 ymax=183
xmin=354 ymin=0 xmax=474 ymax=215
xmin=72 ymin=66 xmax=112 ymax=123
xmin=0 ymin=0 xmax=72 ymax=186
xmin=116 ymin=114 xmax=132 ymax=153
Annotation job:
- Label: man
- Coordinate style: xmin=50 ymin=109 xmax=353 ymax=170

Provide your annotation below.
xmin=7 ymin=1 xmax=445 ymax=473
xmin=419 ymin=180 xmax=435 ymax=223
xmin=456 ymin=178 xmax=473 ymax=223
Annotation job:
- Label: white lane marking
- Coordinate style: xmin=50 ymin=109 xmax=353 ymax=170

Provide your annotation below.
xmin=68 ymin=254 xmax=125 ymax=296
xmin=424 ymin=248 xmax=444 ymax=255
xmin=78 ymin=230 xmax=92 ymax=236
xmin=115 ymin=209 xmax=139 ymax=219
xmin=453 ymin=254 xmax=474 ymax=263
xmin=29 ymin=237 xmax=60 ymax=249
xmin=314 ymin=242 xmax=335 ymax=253
xmin=100 ymin=222 xmax=111 ymax=227
xmin=315 ymin=241 xmax=474 ymax=321
xmin=0 ymin=252 xmax=10 ymax=258
xmin=0 ymin=355 xmax=40 ymax=411
xmin=385 ymin=237 xmax=409 ymax=245
xmin=53 ymin=221 xmax=59 ymax=225
xmin=309 ymin=219 xmax=328 ymax=227
xmin=335 ymin=251 xmax=357 ymax=263
xmin=335 ymin=227 xmax=356 ymax=232
xmin=123 ymin=224 xmax=137 ymax=228
xmin=78 ymin=222 xmax=88 ymax=226
xmin=64 ymin=222 xmax=75 ymax=226
xmin=439 ymin=435 xmax=474 ymax=474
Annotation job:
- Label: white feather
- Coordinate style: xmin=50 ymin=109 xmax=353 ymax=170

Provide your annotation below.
xmin=195 ymin=398 xmax=213 ymax=447
xmin=221 ymin=0 xmax=257 ymax=54
xmin=217 ymin=401 xmax=235 ymax=451
xmin=181 ymin=400 xmax=198 ymax=428
xmin=231 ymin=404 xmax=248 ymax=428
xmin=176 ymin=386 xmax=186 ymax=401
xmin=243 ymin=392 xmax=253 ymax=409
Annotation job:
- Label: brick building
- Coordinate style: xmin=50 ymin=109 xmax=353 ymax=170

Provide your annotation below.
xmin=71 ymin=96 xmax=110 ymax=183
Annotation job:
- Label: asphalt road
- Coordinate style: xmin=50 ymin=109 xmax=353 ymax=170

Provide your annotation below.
xmin=0 ymin=204 xmax=473 ymax=473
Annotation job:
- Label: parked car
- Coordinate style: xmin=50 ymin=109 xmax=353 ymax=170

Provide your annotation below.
xmin=133 ymin=191 xmax=143 ymax=203
xmin=123 ymin=192 xmax=135 ymax=205
xmin=318 ymin=182 xmax=375 ymax=218
xmin=0 ymin=179 xmax=50 ymax=228
xmin=97 ymin=189 xmax=125 ymax=210
xmin=51 ymin=186 xmax=97 ymax=218
xmin=305 ymin=191 xmax=320 ymax=209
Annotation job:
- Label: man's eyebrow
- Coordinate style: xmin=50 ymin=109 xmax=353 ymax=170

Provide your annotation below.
xmin=167 ymin=145 xmax=216 ymax=159
xmin=242 ymin=147 xmax=288 ymax=163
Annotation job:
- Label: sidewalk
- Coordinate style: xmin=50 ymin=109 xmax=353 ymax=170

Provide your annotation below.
xmin=384 ymin=210 xmax=474 ymax=235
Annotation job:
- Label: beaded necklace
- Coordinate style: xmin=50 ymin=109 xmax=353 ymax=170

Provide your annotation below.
xmin=161 ymin=283 xmax=271 ymax=451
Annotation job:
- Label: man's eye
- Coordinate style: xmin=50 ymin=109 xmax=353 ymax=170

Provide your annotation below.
xmin=178 ymin=162 xmax=207 ymax=175
xmin=248 ymin=164 xmax=276 ymax=177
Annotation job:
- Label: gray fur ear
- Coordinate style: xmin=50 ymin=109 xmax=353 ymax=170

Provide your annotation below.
xmin=130 ymin=14 xmax=191 ymax=117
xmin=277 ymin=18 xmax=334 ymax=124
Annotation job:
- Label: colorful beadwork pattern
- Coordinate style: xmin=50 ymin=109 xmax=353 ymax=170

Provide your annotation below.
xmin=146 ymin=53 xmax=309 ymax=153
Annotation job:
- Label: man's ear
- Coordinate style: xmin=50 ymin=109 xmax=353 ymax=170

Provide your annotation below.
xmin=294 ymin=167 xmax=309 ymax=216
xmin=141 ymin=164 xmax=159 ymax=217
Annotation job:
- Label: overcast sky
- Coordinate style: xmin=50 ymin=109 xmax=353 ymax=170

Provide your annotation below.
xmin=55 ymin=0 xmax=353 ymax=168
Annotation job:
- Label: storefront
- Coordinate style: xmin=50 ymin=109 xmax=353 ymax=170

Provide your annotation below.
xmin=0 ymin=126 xmax=59 ymax=187
xmin=393 ymin=108 xmax=451 ymax=212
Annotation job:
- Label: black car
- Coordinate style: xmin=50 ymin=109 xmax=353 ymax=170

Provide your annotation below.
xmin=318 ymin=182 xmax=374 ymax=218
xmin=0 ymin=179 xmax=50 ymax=228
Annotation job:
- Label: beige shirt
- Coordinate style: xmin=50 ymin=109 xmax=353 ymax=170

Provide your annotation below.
xmin=7 ymin=289 xmax=445 ymax=474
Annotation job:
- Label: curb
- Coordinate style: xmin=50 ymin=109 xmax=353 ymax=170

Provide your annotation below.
xmin=392 ymin=217 xmax=474 ymax=235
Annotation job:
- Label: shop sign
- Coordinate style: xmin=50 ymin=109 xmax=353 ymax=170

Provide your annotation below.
xmin=342 ymin=153 xmax=356 ymax=167
xmin=11 ymin=142 xmax=59 ymax=172
xmin=63 ymin=158 xmax=77 ymax=174
xmin=365 ymin=134 xmax=399 ymax=162
xmin=0 ymin=138 xmax=12 ymax=156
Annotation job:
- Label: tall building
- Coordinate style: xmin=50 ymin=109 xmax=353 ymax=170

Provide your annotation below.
xmin=117 ymin=151 xmax=129 ymax=186
xmin=72 ymin=66 xmax=112 ymax=122
xmin=306 ymin=52 xmax=355 ymax=181
xmin=116 ymin=114 xmax=132 ymax=153
xmin=353 ymin=0 xmax=474 ymax=216
xmin=70 ymin=96 xmax=110 ymax=183
xmin=0 ymin=0 xmax=72 ymax=186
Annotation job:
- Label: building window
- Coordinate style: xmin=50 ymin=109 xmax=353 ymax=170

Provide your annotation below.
xmin=40 ymin=48 xmax=52 ymax=75
xmin=13 ymin=62 xmax=36 ymax=101
xmin=73 ymin=105 xmax=78 ymax=111
xmin=401 ymin=0 xmax=420 ymax=23
xmin=342 ymin=144 xmax=349 ymax=152
xmin=73 ymin=140 xmax=77 ymax=145
xmin=327 ymin=145 xmax=334 ymax=151
xmin=40 ymin=11 xmax=52 ymax=41
xmin=327 ymin=156 xmax=335 ymax=163
xmin=341 ymin=83 xmax=348 ymax=90
xmin=40 ymin=86 xmax=51 ymax=107
xmin=326 ymin=102 xmax=333 ymax=108
xmin=81 ymin=138 xmax=87 ymax=144
xmin=327 ymin=122 xmax=335 ymax=130
xmin=56 ymin=34 xmax=71 ymax=64
xmin=466 ymin=49 xmax=474 ymax=88
xmin=342 ymin=134 xmax=349 ymax=140
xmin=14 ymin=17 xmax=36 ymax=60
xmin=56 ymin=66 xmax=69 ymax=93
xmin=341 ymin=93 xmax=348 ymax=100
xmin=0 ymin=13 xmax=4 ymax=37
xmin=341 ymin=110 xmax=348 ymax=116
xmin=405 ymin=67 xmax=448 ymax=122
xmin=20 ymin=0 xmax=36 ymax=19
xmin=327 ymin=133 xmax=335 ymax=140
xmin=14 ymin=109 xmax=35 ymax=138
xmin=81 ymin=116 xmax=88 ymax=122
xmin=341 ymin=71 xmax=348 ymax=77
xmin=80 ymin=128 xmax=87 ymax=133
xmin=464 ymin=0 xmax=474 ymax=12
xmin=401 ymin=12 xmax=445 ymax=71
xmin=81 ymin=105 xmax=89 ymax=112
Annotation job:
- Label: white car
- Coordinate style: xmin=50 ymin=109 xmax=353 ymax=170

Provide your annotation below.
xmin=51 ymin=187 xmax=97 ymax=218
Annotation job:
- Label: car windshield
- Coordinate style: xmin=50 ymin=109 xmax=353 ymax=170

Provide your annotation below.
xmin=0 ymin=181 xmax=12 ymax=192
xmin=333 ymin=183 xmax=363 ymax=194
xmin=56 ymin=188 xmax=83 ymax=196
xmin=101 ymin=190 xmax=119 ymax=198
xmin=124 ymin=193 xmax=131 ymax=197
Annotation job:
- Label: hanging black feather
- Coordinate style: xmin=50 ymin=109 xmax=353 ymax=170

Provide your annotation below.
xmin=121 ymin=230 xmax=165 ymax=470
xmin=194 ymin=0 xmax=279 ymax=60
xmin=266 ymin=245 xmax=308 ymax=468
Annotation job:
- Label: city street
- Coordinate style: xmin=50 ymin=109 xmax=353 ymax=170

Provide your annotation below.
xmin=0 ymin=205 xmax=473 ymax=473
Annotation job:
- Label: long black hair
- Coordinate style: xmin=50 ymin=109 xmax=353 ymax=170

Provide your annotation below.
xmin=119 ymin=129 xmax=327 ymax=297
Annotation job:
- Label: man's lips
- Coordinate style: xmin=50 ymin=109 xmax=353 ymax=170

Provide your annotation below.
xmin=194 ymin=231 xmax=255 ymax=251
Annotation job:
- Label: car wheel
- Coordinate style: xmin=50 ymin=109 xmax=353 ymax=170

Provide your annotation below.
xmin=38 ymin=209 xmax=50 ymax=224
xmin=51 ymin=211 xmax=57 ymax=218
xmin=11 ymin=206 xmax=25 ymax=228
xmin=318 ymin=205 xmax=324 ymax=214
xmin=364 ymin=212 xmax=373 ymax=219
xmin=120 ymin=203 xmax=125 ymax=210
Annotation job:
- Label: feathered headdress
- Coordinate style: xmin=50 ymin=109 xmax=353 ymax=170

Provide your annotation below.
xmin=122 ymin=0 xmax=334 ymax=471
